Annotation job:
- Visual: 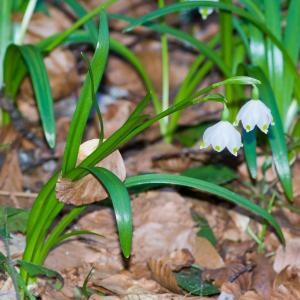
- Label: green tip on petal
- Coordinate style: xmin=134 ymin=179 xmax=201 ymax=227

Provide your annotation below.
xmin=233 ymin=147 xmax=238 ymax=156
xmin=246 ymin=124 xmax=251 ymax=132
xmin=200 ymin=141 xmax=205 ymax=149
xmin=262 ymin=123 xmax=268 ymax=134
xmin=215 ymin=145 xmax=221 ymax=151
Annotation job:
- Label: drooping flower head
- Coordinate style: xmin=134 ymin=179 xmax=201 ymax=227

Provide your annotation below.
xmin=189 ymin=0 xmax=218 ymax=20
xmin=235 ymin=99 xmax=273 ymax=134
xmin=200 ymin=121 xmax=242 ymax=156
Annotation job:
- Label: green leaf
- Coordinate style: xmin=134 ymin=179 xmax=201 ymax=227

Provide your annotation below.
xmin=181 ymin=164 xmax=236 ymax=185
xmin=175 ymin=266 xmax=219 ymax=296
xmin=64 ymin=0 xmax=98 ymax=44
xmin=4 ymin=44 xmax=56 ymax=148
xmin=174 ymin=122 xmax=211 ymax=147
xmin=0 ymin=207 xmax=30 ymax=234
xmin=242 ymin=128 xmax=257 ymax=179
xmin=87 ymin=167 xmax=133 ymax=258
xmin=192 ymin=211 xmax=217 ymax=246
xmin=0 ymin=0 xmax=12 ymax=87
xmin=61 ymin=11 xmax=109 ymax=176
xmin=17 ymin=260 xmax=64 ymax=289
xmin=246 ymin=65 xmax=293 ymax=200
xmin=125 ymin=173 xmax=285 ymax=244
xmin=279 ymin=0 xmax=300 ymax=122
xmin=0 ymin=252 xmax=36 ymax=300
xmin=56 ymin=229 xmax=103 ymax=245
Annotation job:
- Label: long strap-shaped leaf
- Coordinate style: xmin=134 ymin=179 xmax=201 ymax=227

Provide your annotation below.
xmin=4 ymin=44 xmax=55 ymax=148
xmin=124 ymin=173 xmax=284 ymax=244
xmin=246 ymin=65 xmax=293 ymax=201
xmin=0 ymin=0 xmax=11 ymax=88
xmin=61 ymin=11 xmax=109 ymax=176
xmin=87 ymin=167 xmax=132 ymax=258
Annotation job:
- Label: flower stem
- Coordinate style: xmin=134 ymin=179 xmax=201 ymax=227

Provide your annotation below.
xmin=14 ymin=0 xmax=38 ymax=45
xmin=258 ymin=193 xmax=276 ymax=253
xmin=158 ymin=0 xmax=169 ymax=138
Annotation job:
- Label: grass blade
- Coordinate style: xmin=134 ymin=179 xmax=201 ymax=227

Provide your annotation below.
xmin=125 ymin=174 xmax=284 ymax=244
xmin=88 ymin=167 xmax=132 ymax=258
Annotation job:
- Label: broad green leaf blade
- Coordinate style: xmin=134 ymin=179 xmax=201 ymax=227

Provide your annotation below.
xmin=181 ymin=164 xmax=236 ymax=185
xmin=264 ymin=0 xmax=284 ymax=119
xmin=280 ymin=0 xmax=300 ymax=124
xmin=246 ymin=66 xmax=293 ymax=201
xmin=17 ymin=45 xmax=55 ymax=148
xmin=242 ymin=128 xmax=257 ymax=179
xmin=61 ymin=11 xmax=109 ymax=176
xmin=0 ymin=0 xmax=12 ymax=88
xmin=125 ymin=174 xmax=285 ymax=244
xmin=0 ymin=207 xmax=30 ymax=234
xmin=18 ymin=260 xmax=64 ymax=289
xmin=175 ymin=266 xmax=219 ymax=296
xmin=64 ymin=0 xmax=98 ymax=44
xmin=88 ymin=167 xmax=132 ymax=258
xmin=192 ymin=211 xmax=217 ymax=246
xmin=36 ymin=206 xmax=86 ymax=264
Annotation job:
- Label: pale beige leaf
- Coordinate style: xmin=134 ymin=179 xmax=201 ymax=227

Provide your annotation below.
xmin=273 ymin=238 xmax=300 ymax=273
xmin=56 ymin=139 xmax=126 ymax=205
xmin=193 ymin=236 xmax=224 ymax=269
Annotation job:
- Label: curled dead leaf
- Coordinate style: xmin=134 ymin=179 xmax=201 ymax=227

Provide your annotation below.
xmin=56 ymin=139 xmax=126 ymax=205
xmin=271 ymin=267 xmax=300 ymax=300
xmin=148 ymin=249 xmax=194 ymax=294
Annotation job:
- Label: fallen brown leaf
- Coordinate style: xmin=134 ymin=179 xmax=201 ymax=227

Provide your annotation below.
xmin=193 ymin=236 xmax=224 ymax=269
xmin=249 ymin=253 xmax=275 ymax=299
xmin=239 ymin=291 xmax=264 ymax=300
xmin=148 ymin=249 xmax=194 ymax=294
xmin=0 ymin=148 xmax=23 ymax=207
xmin=271 ymin=267 xmax=300 ymax=300
xmin=273 ymin=238 xmax=300 ymax=273
xmin=56 ymin=139 xmax=126 ymax=205
xmin=203 ymin=263 xmax=253 ymax=289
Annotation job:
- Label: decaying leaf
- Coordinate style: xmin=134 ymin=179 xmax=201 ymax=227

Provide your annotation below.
xmin=273 ymin=238 xmax=300 ymax=274
xmin=271 ymin=267 xmax=300 ymax=300
xmin=148 ymin=249 xmax=194 ymax=294
xmin=203 ymin=263 xmax=253 ymax=288
xmin=56 ymin=139 xmax=126 ymax=205
xmin=239 ymin=291 xmax=264 ymax=300
xmin=0 ymin=149 xmax=23 ymax=207
xmin=249 ymin=253 xmax=274 ymax=299
xmin=193 ymin=236 xmax=224 ymax=269
xmin=94 ymin=272 xmax=161 ymax=296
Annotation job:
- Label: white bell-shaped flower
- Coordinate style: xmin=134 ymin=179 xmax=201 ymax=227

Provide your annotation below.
xmin=189 ymin=0 xmax=218 ymax=20
xmin=235 ymin=99 xmax=273 ymax=134
xmin=200 ymin=121 xmax=242 ymax=156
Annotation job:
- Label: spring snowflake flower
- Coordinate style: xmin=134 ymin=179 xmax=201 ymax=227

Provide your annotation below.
xmin=200 ymin=121 xmax=242 ymax=156
xmin=235 ymin=99 xmax=273 ymax=134
xmin=188 ymin=0 xmax=218 ymax=20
